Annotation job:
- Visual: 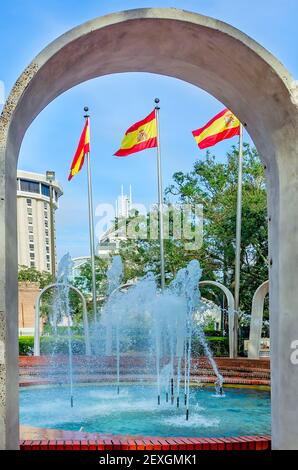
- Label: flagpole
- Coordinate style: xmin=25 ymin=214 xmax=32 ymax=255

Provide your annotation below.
xmin=234 ymin=123 xmax=243 ymax=357
xmin=154 ymin=98 xmax=166 ymax=291
xmin=84 ymin=106 xmax=98 ymax=322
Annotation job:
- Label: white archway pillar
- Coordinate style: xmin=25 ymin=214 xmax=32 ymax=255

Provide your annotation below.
xmin=248 ymin=280 xmax=269 ymax=359
xmin=0 ymin=8 xmax=298 ymax=449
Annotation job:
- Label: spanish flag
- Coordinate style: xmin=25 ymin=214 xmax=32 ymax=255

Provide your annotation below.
xmin=192 ymin=108 xmax=240 ymax=150
xmin=68 ymin=118 xmax=90 ymax=181
xmin=114 ymin=110 xmax=157 ymax=157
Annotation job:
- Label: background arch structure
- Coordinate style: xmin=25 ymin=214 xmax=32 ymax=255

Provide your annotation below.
xmin=33 ymin=283 xmax=91 ymax=357
xmin=248 ymin=280 xmax=269 ymax=359
xmin=199 ymin=280 xmax=236 ymax=359
xmin=1 ymin=8 xmax=298 ymax=449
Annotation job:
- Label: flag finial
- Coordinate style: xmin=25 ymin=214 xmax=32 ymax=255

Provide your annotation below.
xmin=154 ymin=98 xmax=160 ymax=109
xmin=84 ymin=106 xmax=90 ymax=118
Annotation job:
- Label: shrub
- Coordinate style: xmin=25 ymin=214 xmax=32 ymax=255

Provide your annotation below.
xmin=19 ymin=336 xmax=34 ymax=355
xmin=203 ymin=329 xmax=222 ymax=337
xmin=40 ymin=335 xmax=86 ymax=355
xmin=192 ymin=336 xmax=229 ymax=357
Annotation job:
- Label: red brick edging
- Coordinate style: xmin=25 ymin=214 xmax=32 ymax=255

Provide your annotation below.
xmin=20 ymin=435 xmax=271 ymax=451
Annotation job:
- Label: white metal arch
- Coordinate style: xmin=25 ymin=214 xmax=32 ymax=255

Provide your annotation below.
xmin=199 ymin=280 xmax=236 ymax=358
xmin=248 ymin=280 xmax=269 ymax=359
xmin=34 ymin=283 xmax=91 ymax=356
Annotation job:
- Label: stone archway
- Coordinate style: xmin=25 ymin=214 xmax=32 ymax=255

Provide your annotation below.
xmin=1 ymin=8 xmax=298 ymax=450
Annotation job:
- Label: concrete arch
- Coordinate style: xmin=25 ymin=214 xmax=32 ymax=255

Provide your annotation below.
xmin=248 ymin=280 xmax=269 ymax=359
xmin=199 ymin=281 xmax=236 ymax=359
xmin=33 ymin=283 xmax=91 ymax=357
xmin=0 ymin=8 xmax=298 ymax=449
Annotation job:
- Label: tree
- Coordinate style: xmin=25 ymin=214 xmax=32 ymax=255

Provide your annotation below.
xmin=118 ymin=143 xmax=268 ymax=314
xmin=118 ymin=209 xmax=200 ymax=286
xmin=72 ymin=256 xmax=109 ymax=318
xmin=166 ymin=143 xmax=268 ymax=313
xmin=18 ymin=266 xmax=54 ymax=321
xmin=18 ymin=265 xmax=54 ymax=288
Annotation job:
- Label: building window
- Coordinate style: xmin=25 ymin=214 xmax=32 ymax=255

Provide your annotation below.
xmin=44 ymin=212 xmax=48 ymax=219
xmin=45 ymin=229 xmax=49 ymax=236
xmin=29 ymin=244 xmax=34 ymax=251
xmin=29 ymin=235 xmax=34 ymax=242
xmin=45 ymin=238 xmax=49 ymax=245
xmin=28 ymin=217 xmax=33 ymax=225
xmin=28 ymin=226 xmax=33 ymax=233
xmin=30 ymin=261 xmax=35 ymax=268
xmin=41 ymin=183 xmax=50 ymax=197
xmin=46 ymin=255 xmax=50 ymax=262
xmin=46 ymin=263 xmax=50 ymax=271
xmin=27 ymin=208 xmax=32 ymax=215
xmin=20 ymin=179 xmax=39 ymax=194
xmin=30 ymin=253 xmax=35 ymax=260
xmin=45 ymin=220 xmax=48 ymax=228
xmin=46 ymin=246 xmax=50 ymax=254
xmin=26 ymin=198 xmax=32 ymax=206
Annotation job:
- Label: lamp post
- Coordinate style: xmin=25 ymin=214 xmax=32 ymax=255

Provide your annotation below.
xmin=46 ymin=170 xmax=56 ymax=278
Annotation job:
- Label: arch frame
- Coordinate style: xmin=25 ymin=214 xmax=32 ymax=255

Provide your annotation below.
xmin=248 ymin=280 xmax=269 ymax=359
xmin=0 ymin=8 xmax=298 ymax=450
xmin=199 ymin=280 xmax=236 ymax=359
xmin=33 ymin=283 xmax=91 ymax=356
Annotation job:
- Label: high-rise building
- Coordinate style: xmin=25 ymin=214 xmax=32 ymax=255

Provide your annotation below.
xmin=98 ymin=185 xmax=132 ymax=258
xmin=17 ymin=170 xmax=63 ymax=274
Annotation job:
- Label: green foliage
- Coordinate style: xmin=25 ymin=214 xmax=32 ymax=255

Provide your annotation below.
xmin=19 ymin=335 xmax=86 ymax=356
xmin=19 ymin=336 xmax=34 ymax=355
xmin=18 ymin=266 xmax=54 ymax=320
xmin=72 ymin=256 xmax=109 ymax=316
xmin=118 ymin=216 xmax=200 ymax=286
xmin=40 ymin=335 xmax=86 ymax=355
xmin=19 ymin=334 xmax=228 ymax=357
xmin=165 ymin=144 xmax=268 ymax=313
xmin=18 ymin=266 xmax=54 ymax=288
xmin=118 ymin=144 xmax=267 ymax=314
xmin=203 ymin=329 xmax=222 ymax=337
xmin=192 ymin=336 xmax=229 ymax=357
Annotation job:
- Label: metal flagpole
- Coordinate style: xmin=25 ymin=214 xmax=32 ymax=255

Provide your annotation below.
xmin=84 ymin=106 xmax=98 ymax=322
xmin=234 ymin=123 xmax=244 ymax=357
xmin=154 ymin=98 xmax=166 ymax=291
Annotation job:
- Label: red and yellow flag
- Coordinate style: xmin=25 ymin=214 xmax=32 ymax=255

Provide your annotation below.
xmin=114 ymin=110 xmax=157 ymax=157
xmin=192 ymin=108 xmax=240 ymax=150
xmin=68 ymin=118 xmax=90 ymax=181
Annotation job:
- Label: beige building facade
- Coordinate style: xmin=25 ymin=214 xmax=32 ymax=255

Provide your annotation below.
xmin=17 ymin=170 xmax=63 ymax=273
xmin=18 ymin=281 xmax=40 ymax=336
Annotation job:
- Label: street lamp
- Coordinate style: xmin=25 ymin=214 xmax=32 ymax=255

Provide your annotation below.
xmin=46 ymin=171 xmax=56 ymax=278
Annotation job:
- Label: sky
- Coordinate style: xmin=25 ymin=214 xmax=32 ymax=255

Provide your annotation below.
xmin=0 ymin=0 xmax=297 ymax=260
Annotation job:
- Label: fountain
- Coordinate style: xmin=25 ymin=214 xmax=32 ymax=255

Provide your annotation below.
xmin=20 ymin=255 xmax=272 ymax=438
xmin=44 ymin=254 xmax=75 ymax=406
xmin=38 ymin=255 xmax=225 ymax=418
xmin=94 ymin=256 xmax=224 ymax=419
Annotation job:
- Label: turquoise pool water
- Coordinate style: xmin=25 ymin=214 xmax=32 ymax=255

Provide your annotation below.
xmin=20 ymin=384 xmax=271 ymax=437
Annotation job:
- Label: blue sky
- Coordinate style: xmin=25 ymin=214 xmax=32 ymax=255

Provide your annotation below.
xmin=1 ymin=0 xmax=297 ymax=259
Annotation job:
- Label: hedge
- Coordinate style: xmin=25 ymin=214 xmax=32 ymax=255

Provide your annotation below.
xmin=19 ymin=336 xmax=34 ymax=355
xmin=19 ymin=335 xmax=86 ymax=355
xmin=19 ymin=334 xmax=229 ymax=357
xmin=192 ymin=336 xmax=229 ymax=357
